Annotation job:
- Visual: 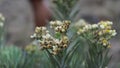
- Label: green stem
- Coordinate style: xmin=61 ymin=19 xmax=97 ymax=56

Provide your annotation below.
xmin=45 ymin=49 xmax=61 ymax=68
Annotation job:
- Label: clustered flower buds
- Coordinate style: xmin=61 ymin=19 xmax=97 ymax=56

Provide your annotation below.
xmin=50 ymin=20 xmax=70 ymax=33
xmin=77 ymin=21 xmax=117 ymax=48
xmin=29 ymin=20 xmax=116 ymax=55
xmin=30 ymin=20 xmax=70 ymax=55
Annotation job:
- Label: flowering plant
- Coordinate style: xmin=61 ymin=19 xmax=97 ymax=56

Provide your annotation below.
xmin=0 ymin=0 xmax=117 ymax=68
xmin=26 ymin=20 xmax=116 ymax=68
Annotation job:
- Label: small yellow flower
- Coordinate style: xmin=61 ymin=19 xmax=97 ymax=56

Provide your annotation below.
xmin=61 ymin=28 xmax=65 ymax=32
xmin=61 ymin=36 xmax=69 ymax=44
xmin=105 ymin=26 xmax=112 ymax=29
xmin=101 ymin=39 xmax=108 ymax=46
xmin=56 ymin=20 xmax=63 ymax=25
xmin=99 ymin=21 xmax=113 ymax=29
xmin=111 ymin=30 xmax=117 ymax=36
xmin=77 ymin=29 xmax=85 ymax=34
xmin=102 ymin=29 xmax=112 ymax=34
xmin=50 ymin=21 xmax=56 ymax=26
xmin=53 ymin=46 xmax=58 ymax=52
xmin=91 ymin=24 xmax=98 ymax=28
xmin=98 ymin=31 xmax=102 ymax=36
xmin=84 ymin=24 xmax=92 ymax=30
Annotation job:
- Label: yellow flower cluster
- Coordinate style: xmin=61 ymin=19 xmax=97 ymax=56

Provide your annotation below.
xmin=77 ymin=21 xmax=117 ymax=48
xmin=30 ymin=20 xmax=70 ymax=55
xmin=30 ymin=27 xmax=49 ymax=39
xmin=50 ymin=20 xmax=70 ymax=33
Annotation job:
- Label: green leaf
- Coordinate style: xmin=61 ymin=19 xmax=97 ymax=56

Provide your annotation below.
xmin=55 ymin=32 xmax=61 ymax=39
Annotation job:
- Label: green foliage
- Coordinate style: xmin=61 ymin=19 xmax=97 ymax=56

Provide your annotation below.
xmin=0 ymin=45 xmax=51 ymax=68
xmin=84 ymin=38 xmax=110 ymax=68
xmin=0 ymin=46 xmax=23 ymax=68
xmin=0 ymin=45 xmax=38 ymax=68
xmin=0 ymin=13 xmax=43 ymax=68
xmin=25 ymin=44 xmax=54 ymax=68
xmin=51 ymin=0 xmax=80 ymax=21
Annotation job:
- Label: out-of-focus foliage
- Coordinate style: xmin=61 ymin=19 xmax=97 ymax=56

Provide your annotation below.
xmin=0 ymin=46 xmax=25 ymax=68
xmin=0 ymin=45 xmax=49 ymax=68
xmin=51 ymin=0 xmax=80 ymax=21
xmin=0 ymin=13 xmax=44 ymax=68
xmin=0 ymin=13 xmax=37 ymax=68
xmin=0 ymin=13 xmax=5 ymax=45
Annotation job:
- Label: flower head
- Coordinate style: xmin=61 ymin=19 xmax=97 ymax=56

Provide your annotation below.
xmin=98 ymin=21 xmax=113 ymax=29
xmin=77 ymin=20 xmax=116 ymax=48
xmin=31 ymin=20 xmax=70 ymax=55
xmin=50 ymin=20 xmax=70 ymax=33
